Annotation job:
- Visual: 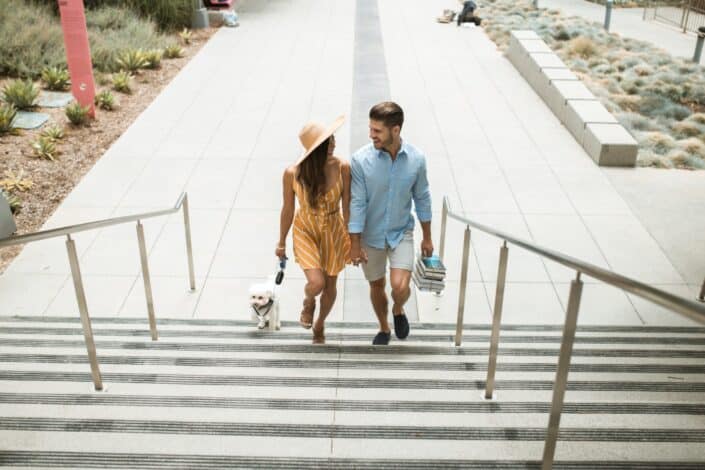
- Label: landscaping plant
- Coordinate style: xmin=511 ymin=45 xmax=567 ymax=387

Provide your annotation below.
xmin=65 ymin=102 xmax=91 ymax=126
xmin=2 ymin=79 xmax=40 ymax=110
xmin=41 ymin=66 xmax=71 ymax=91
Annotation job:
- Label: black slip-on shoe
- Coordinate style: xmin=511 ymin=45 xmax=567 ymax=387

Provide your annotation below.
xmin=393 ymin=313 xmax=409 ymax=339
xmin=372 ymin=331 xmax=391 ymax=345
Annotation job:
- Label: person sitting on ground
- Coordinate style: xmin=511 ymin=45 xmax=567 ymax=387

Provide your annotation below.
xmin=457 ymin=0 xmax=481 ymax=26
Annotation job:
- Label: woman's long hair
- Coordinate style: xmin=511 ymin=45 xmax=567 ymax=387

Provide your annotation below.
xmin=296 ymin=137 xmax=329 ymax=209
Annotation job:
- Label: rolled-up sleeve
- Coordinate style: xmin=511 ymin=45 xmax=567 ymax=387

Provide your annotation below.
xmin=348 ymin=155 xmax=367 ymax=233
xmin=412 ymin=157 xmax=432 ymax=223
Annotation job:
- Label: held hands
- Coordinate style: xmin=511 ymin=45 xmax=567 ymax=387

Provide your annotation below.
xmin=350 ymin=245 xmax=368 ymax=266
xmin=421 ymin=238 xmax=434 ymax=258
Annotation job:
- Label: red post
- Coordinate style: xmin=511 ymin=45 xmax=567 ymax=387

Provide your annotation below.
xmin=57 ymin=0 xmax=96 ymax=117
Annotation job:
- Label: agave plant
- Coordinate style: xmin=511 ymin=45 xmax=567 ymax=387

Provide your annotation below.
xmin=116 ymin=49 xmax=147 ymax=73
xmin=112 ymin=71 xmax=133 ymax=94
xmin=164 ymin=44 xmax=184 ymax=59
xmin=65 ymin=102 xmax=91 ymax=126
xmin=0 ymin=102 xmax=17 ymax=135
xmin=31 ymin=136 xmax=59 ymax=161
xmin=143 ymin=49 xmax=163 ymax=69
xmin=40 ymin=125 xmax=65 ymax=141
xmin=2 ymin=79 xmax=39 ymax=110
xmin=41 ymin=66 xmax=71 ymax=91
xmin=95 ymin=90 xmax=116 ymax=110
xmin=0 ymin=169 xmax=33 ymax=193
xmin=179 ymin=28 xmax=192 ymax=45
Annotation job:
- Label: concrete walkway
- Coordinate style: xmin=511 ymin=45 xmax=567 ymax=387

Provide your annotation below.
xmin=539 ymin=0 xmax=703 ymax=63
xmin=0 ymin=0 xmax=703 ymax=328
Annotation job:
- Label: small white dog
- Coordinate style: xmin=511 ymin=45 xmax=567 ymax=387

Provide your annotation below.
xmin=248 ymin=279 xmax=280 ymax=331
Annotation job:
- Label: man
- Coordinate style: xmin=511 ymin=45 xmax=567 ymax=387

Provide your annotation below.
xmin=349 ymin=102 xmax=433 ymax=345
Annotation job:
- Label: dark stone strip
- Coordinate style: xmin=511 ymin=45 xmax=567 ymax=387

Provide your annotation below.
xmin=1 ymin=370 xmax=703 ymax=392
xmin=4 ymin=316 xmax=705 ymax=334
xmin=3 ymin=337 xmax=705 ymax=358
xmin=3 ymin=326 xmax=705 ymax=345
xmin=351 ymin=0 xmax=390 ymax=151
xmin=1 ymin=451 xmax=703 ymax=469
xmin=2 ymin=417 xmax=705 ymax=442
xmin=1 ymin=393 xmax=702 ymax=415
xmin=2 ymin=353 xmax=704 ymax=375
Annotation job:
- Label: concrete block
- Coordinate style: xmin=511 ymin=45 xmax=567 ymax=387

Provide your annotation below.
xmin=536 ymin=68 xmax=578 ymax=101
xmin=564 ymin=100 xmax=618 ymax=144
xmin=546 ymin=80 xmax=595 ymax=122
xmin=583 ymin=123 xmax=638 ymax=167
xmin=527 ymin=52 xmax=567 ymax=89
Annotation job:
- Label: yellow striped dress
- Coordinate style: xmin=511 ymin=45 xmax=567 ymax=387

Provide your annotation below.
xmin=292 ymin=170 xmax=350 ymax=275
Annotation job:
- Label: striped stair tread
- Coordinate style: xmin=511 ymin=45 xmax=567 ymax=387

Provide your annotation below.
xmin=1 ymin=316 xmax=704 ymax=467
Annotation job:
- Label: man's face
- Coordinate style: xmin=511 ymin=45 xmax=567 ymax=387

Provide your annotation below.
xmin=369 ymin=119 xmax=397 ymax=150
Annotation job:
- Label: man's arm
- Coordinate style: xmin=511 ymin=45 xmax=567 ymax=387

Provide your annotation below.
xmin=348 ymin=156 xmax=368 ymax=264
xmin=413 ymin=157 xmax=433 ymax=257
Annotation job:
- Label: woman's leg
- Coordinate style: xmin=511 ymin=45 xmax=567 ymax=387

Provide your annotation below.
xmin=313 ymin=274 xmax=337 ymax=344
xmin=301 ymin=269 xmax=325 ymax=328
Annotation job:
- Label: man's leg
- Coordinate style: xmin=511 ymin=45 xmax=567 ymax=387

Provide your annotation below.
xmin=390 ymin=268 xmax=412 ymax=316
xmin=369 ymin=277 xmax=390 ymax=333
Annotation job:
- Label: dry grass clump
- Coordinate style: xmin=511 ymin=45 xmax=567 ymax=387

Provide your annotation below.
xmin=483 ymin=0 xmax=705 ymax=169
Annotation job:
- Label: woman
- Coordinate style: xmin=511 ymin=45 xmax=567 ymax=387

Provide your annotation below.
xmin=275 ymin=115 xmax=350 ymax=344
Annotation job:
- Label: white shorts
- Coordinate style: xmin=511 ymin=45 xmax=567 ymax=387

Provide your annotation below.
xmin=361 ymin=231 xmax=415 ymax=281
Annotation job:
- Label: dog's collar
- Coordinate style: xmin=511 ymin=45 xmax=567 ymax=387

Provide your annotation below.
xmin=252 ymin=299 xmax=275 ymax=318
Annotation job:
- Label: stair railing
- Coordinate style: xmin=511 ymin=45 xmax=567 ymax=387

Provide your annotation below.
xmin=438 ymin=195 xmax=705 ymax=470
xmin=0 ymin=192 xmax=196 ymax=391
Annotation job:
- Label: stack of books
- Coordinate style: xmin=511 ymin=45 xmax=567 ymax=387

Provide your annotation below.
xmin=412 ymin=253 xmax=446 ymax=293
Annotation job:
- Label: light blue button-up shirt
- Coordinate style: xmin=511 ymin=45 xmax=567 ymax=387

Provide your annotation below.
xmin=348 ymin=141 xmax=432 ymax=250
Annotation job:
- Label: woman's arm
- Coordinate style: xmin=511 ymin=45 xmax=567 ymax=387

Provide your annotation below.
xmin=341 ymin=160 xmax=351 ymax=230
xmin=276 ymin=167 xmax=296 ymax=258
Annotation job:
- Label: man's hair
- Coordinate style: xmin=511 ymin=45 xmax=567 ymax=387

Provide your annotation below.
xmin=369 ymin=102 xmax=404 ymax=129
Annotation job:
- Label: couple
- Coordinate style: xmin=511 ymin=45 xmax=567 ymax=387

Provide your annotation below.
xmin=276 ymin=102 xmax=433 ymax=345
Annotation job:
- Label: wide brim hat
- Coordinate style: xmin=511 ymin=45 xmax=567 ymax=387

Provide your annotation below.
xmin=296 ymin=115 xmax=345 ymax=165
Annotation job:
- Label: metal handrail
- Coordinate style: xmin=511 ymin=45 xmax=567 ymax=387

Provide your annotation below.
xmin=0 ymin=192 xmax=196 ymax=391
xmin=438 ymin=195 xmax=705 ymax=470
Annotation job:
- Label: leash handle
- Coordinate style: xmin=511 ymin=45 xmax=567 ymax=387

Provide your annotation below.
xmin=275 ymin=256 xmax=287 ymax=285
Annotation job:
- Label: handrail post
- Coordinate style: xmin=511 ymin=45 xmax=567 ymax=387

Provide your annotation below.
xmin=484 ymin=241 xmax=509 ymax=399
xmin=439 ymin=198 xmax=448 ymax=263
xmin=455 ymin=226 xmax=472 ymax=346
xmin=182 ymin=193 xmax=196 ymax=291
xmin=541 ymin=272 xmax=583 ymax=470
xmin=137 ymin=221 xmax=158 ymax=341
xmin=65 ymin=234 xmax=103 ymax=391
xmin=698 ymin=276 xmax=705 ymax=303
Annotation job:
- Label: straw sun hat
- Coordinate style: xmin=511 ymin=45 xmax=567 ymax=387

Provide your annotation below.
xmin=296 ymin=115 xmax=345 ymax=165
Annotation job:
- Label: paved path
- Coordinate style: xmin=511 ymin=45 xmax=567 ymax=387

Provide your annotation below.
xmin=0 ymin=0 xmax=702 ymax=328
xmin=539 ymin=0 xmax=703 ymax=63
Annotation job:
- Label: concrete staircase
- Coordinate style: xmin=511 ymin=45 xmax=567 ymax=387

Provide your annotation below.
xmin=1 ymin=316 xmax=704 ymax=468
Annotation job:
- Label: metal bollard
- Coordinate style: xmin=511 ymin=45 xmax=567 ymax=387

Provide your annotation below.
xmin=693 ymin=26 xmax=705 ymax=64
xmin=604 ymin=0 xmax=613 ymax=31
xmin=191 ymin=0 xmax=209 ymax=29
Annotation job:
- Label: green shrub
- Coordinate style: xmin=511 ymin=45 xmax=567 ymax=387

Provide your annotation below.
xmin=112 ymin=71 xmax=133 ymax=94
xmin=2 ymin=79 xmax=40 ymax=110
xmin=41 ymin=125 xmax=65 ymax=141
xmin=31 ymin=136 xmax=59 ymax=161
xmin=143 ymin=49 xmax=163 ymax=69
xmin=164 ymin=44 xmax=184 ymax=59
xmin=0 ymin=103 xmax=17 ymax=135
xmin=95 ymin=90 xmax=117 ymax=110
xmin=41 ymin=66 xmax=71 ymax=91
xmin=65 ymin=102 xmax=91 ymax=126
xmin=0 ymin=2 xmax=66 ymax=78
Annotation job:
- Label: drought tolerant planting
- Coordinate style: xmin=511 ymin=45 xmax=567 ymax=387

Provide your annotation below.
xmin=483 ymin=0 xmax=705 ymax=169
xmin=0 ymin=0 xmax=215 ymax=271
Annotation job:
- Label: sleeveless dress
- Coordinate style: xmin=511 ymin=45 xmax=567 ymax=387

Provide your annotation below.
xmin=292 ymin=169 xmax=350 ymax=275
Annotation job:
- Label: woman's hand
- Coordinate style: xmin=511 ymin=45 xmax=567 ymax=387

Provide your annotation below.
xmin=275 ymin=244 xmax=286 ymax=259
